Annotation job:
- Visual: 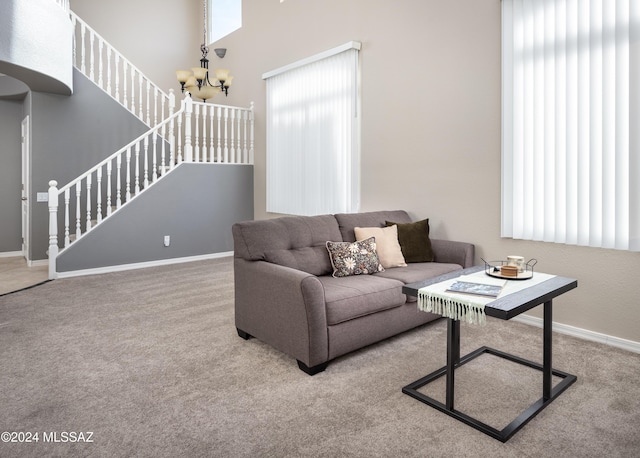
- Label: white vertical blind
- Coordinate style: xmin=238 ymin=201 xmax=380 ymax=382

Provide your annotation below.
xmin=502 ymin=0 xmax=640 ymax=251
xmin=264 ymin=44 xmax=360 ymax=216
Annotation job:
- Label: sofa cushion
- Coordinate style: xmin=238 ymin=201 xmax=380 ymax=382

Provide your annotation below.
xmin=232 ymin=214 xmax=342 ymax=276
xmin=354 ymin=225 xmax=407 ymax=268
xmin=326 ymin=238 xmax=384 ymax=277
xmin=386 ymin=218 xmax=434 ymax=263
xmin=335 ymin=210 xmax=412 ymax=242
xmin=374 ymin=262 xmax=463 ymax=302
xmin=264 ymin=247 xmax=333 ymax=277
xmin=319 ymin=275 xmax=406 ymax=325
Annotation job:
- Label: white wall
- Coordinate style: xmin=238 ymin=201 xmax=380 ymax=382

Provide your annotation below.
xmin=70 ymin=0 xmax=640 ymax=344
xmin=70 ymin=0 xmax=201 ymax=96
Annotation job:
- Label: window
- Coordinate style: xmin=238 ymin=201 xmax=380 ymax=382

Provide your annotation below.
xmin=209 ymin=0 xmax=241 ymax=43
xmin=263 ymin=42 xmax=361 ymax=216
xmin=502 ymin=0 xmax=640 ymax=251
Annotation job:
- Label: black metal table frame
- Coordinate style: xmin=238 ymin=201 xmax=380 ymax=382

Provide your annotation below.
xmin=402 ymin=269 xmax=578 ymax=443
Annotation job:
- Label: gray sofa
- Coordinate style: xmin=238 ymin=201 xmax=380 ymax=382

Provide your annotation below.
xmin=232 ymin=210 xmax=475 ymax=375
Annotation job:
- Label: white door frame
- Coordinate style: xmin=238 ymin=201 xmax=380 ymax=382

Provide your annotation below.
xmin=21 ymin=115 xmax=30 ymax=262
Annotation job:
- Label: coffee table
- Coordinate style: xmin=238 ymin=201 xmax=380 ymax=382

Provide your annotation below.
xmin=402 ymin=266 xmax=577 ymax=442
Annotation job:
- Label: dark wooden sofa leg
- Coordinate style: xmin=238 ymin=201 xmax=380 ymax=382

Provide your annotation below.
xmin=297 ymin=360 xmax=328 ymax=376
xmin=237 ymin=328 xmax=252 ymax=340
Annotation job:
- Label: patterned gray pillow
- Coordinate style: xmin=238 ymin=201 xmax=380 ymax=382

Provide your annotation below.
xmin=326 ymin=237 xmax=385 ymax=278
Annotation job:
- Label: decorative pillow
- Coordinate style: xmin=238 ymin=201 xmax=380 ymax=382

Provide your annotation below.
xmin=326 ymin=237 xmax=385 ymax=278
xmin=386 ymin=218 xmax=434 ymax=263
xmin=354 ymin=225 xmax=407 ymax=268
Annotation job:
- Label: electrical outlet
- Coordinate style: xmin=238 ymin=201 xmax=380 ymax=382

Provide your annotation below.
xmin=163 ymin=235 xmax=170 ymax=247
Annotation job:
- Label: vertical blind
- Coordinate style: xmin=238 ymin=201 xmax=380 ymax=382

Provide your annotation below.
xmin=264 ymin=44 xmax=360 ymax=216
xmin=502 ymin=0 xmax=640 ymax=251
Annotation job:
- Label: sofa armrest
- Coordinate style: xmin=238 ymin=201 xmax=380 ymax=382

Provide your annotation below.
xmin=234 ymin=258 xmax=329 ymax=367
xmin=430 ymin=239 xmax=475 ymax=268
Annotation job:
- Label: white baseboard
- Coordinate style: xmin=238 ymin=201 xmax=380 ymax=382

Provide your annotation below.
xmin=28 ymin=259 xmax=49 ymax=267
xmin=0 ymin=251 xmax=23 ymax=258
xmin=513 ymin=314 xmax=640 ymax=354
xmin=56 ymin=252 xmax=233 ymax=279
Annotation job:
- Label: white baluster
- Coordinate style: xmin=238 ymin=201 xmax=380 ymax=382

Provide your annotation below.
xmin=48 ymin=181 xmax=59 ymax=280
xmin=176 ymin=112 xmax=183 ymax=164
xmin=138 ymin=74 xmax=143 ymax=120
xmin=235 ymin=108 xmax=243 ymax=163
xmin=209 ymin=106 xmax=215 ymax=163
xmin=96 ymin=168 xmax=102 ymax=223
xmin=134 ymin=143 xmax=140 ymax=195
xmin=89 ymin=30 xmax=95 ymax=82
xmin=126 ymin=147 xmax=132 ymax=201
xmin=153 ymin=88 xmax=159 ymax=127
xmin=115 ymin=54 xmax=120 ymax=103
xmin=75 ymin=182 xmax=82 ymax=240
xmin=231 ymin=108 xmax=237 ymax=163
xmin=194 ymin=103 xmax=200 ymax=162
xmin=160 ymin=123 xmax=167 ymax=176
xmin=122 ymin=61 xmax=128 ymax=110
xmin=80 ymin=23 xmax=87 ymax=74
xmin=71 ymin=15 xmax=77 ymax=67
xmin=223 ymin=107 xmax=229 ymax=163
xmin=243 ymin=108 xmax=249 ymax=164
xmin=106 ymin=161 xmax=112 ymax=216
xmin=116 ymin=154 xmax=122 ymax=208
xmin=184 ymin=95 xmax=193 ymax=162
xmin=130 ymin=70 xmax=136 ymax=116
xmin=64 ymin=188 xmax=70 ymax=247
xmin=98 ymin=40 xmax=104 ymax=88
xmin=146 ymin=81 xmax=151 ymax=125
xmin=155 ymin=90 xmax=166 ymax=126
xmin=143 ymin=136 xmax=149 ymax=188
xmin=216 ymin=106 xmax=222 ymax=162
xmin=85 ymin=175 xmax=92 ymax=231
xmin=249 ymin=102 xmax=255 ymax=164
xmin=152 ymin=130 xmax=158 ymax=182
xmin=106 ymin=47 xmax=112 ymax=94
xmin=201 ymin=104 xmax=208 ymax=162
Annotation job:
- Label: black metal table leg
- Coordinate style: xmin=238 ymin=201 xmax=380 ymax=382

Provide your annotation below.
xmin=543 ymin=300 xmax=553 ymax=400
xmin=446 ymin=318 xmax=460 ymax=410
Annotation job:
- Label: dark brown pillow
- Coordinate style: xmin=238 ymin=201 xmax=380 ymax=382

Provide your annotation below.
xmin=385 ymin=219 xmax=434 ymax=263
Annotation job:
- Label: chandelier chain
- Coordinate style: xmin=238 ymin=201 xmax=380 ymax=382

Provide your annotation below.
xmin=203 ymin=0 xmax=208 ymax=45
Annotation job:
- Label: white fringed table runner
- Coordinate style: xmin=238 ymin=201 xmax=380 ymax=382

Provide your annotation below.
xmin=418 ymin=271 xmax=555 ymax=325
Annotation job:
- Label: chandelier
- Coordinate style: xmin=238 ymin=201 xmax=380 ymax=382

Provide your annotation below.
xmin=175 ymin=0 xmax=233 ymax=102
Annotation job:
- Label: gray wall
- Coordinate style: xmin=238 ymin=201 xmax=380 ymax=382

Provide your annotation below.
xmin=57 ymin=163 xmax=253 ymax=272
xmin=29 ymin=68 xmax=151 ymax=260
xmin=0 ymin=98 xmax=23 ymax=252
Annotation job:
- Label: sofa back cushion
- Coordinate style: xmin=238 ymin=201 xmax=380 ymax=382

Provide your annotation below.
xmin=232 ymin=214 xmax=343 ymax=276
xmin=334 ymin=210 xmax=412 ymax=242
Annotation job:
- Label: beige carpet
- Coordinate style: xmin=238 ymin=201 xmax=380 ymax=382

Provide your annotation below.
xmin=0 ymin=257 xmax=49 ymax=296
xmin=0 ymin=257 xmax=638 ymax=457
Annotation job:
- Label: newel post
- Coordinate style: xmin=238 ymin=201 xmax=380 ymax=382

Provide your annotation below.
xmin=183 ymin=93 xmax=193 ymax=162
xmin=48 ymin=180 xmax=59 ymax=280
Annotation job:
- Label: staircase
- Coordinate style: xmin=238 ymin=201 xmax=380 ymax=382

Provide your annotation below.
xmin=46 ymin=3 xmax=254 ymax=279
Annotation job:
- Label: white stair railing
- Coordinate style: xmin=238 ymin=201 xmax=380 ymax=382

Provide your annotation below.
xmin=55 ymin=0 xmax=69 ymax=11
xmin=47 ymin=95 xmax=254 ymax=279
xmin=70 ymin=11 xmax=172 ymax=127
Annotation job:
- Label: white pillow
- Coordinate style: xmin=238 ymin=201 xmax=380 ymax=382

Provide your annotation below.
xmin=354 ymin=225 xmax=407 ymax=268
